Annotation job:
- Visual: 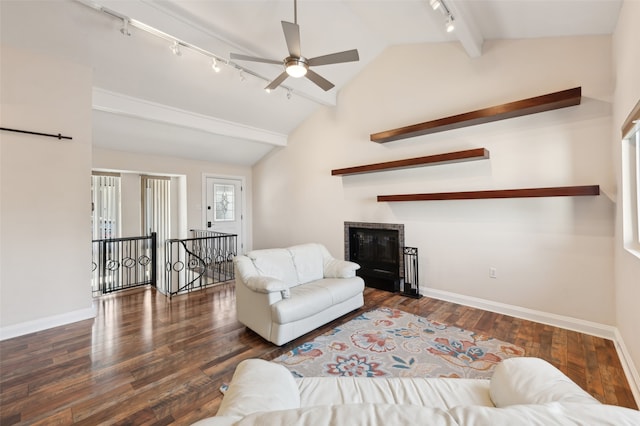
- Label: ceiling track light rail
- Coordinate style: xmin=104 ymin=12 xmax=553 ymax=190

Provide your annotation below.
xmin=430 ymin=0 xmax=455 ymax=33
xmin=74 ymin=0 xmax=302 ymax=100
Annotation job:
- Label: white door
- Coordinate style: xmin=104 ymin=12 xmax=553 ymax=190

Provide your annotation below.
xmin=205 ymin=177 xmax=244 ymax=252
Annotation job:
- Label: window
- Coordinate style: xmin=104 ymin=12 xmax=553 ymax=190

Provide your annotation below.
xmin=621 ymin=99 xmax=640 ymax=258
xmin=91 ymin=173 xmax=121 ymax=240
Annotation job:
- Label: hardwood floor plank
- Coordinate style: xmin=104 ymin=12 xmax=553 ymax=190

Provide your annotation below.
xmin=0 ymin=284 xmax=636 ymax=426
xmin=29 ymin=408 xmax=73 ymax=426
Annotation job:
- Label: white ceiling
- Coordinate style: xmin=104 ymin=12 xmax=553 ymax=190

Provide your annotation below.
xmin=0 ymin=0 xmax=622 ymax=165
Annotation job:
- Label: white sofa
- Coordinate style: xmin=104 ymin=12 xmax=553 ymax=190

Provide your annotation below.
xmin=234 ymin=243 xmax=365 ymax=346
xmin=193 ymin=357 xmax=640 ymax=425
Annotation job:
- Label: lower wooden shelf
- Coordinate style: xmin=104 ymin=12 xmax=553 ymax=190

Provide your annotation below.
xmin=377 ymin=185 xmax=600 ymax=202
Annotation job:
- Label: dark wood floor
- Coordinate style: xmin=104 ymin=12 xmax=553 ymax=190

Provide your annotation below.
xmin=0 ymin=283 xmax=637 ymax=425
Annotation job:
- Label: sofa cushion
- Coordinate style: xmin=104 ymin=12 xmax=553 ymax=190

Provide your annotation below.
xmin=272 ymin=283 xmax=333 ymax=324
xmin=247 ymin=249 xmax=298 ymax=287
xmin=449 ymin=402 xmax=640 ymax=426
xmin=490 ymin=357 xmax=599 ymax=407
xmin=288 ymin=244 xmax=324 ymax=285
xmin=297 ymin=377 xmax=493 ymax=409
xmin=234 ymin=404 xmax=458 ymax=426
xmin=216 ymin=359 xmax=300 ymax=418
xmin=307 ymin=278 xmax=364 ymax=305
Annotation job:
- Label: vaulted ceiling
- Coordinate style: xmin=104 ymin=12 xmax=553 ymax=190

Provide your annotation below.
xmin=1 ymin=0 xmax=622 ymax=165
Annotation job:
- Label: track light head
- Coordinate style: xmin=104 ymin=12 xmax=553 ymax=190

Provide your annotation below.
xmin=430 ymin=0 xmax=442 ymax=10
xmin=211 ymin=58 xmax=221 ymax=73
xmin=120 ymin=18 xmax=131 ymax=36
xmin=446 ymin=15 xmax=455 ymax=32
xmin=171 ymin=41 xmax=181 ymax=56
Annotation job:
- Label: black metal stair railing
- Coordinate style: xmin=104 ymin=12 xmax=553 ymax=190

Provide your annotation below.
xmin=163 ymin=230 xmax=237 ymax=297
xmin=91 ymin=233 xmax=157 ymax=295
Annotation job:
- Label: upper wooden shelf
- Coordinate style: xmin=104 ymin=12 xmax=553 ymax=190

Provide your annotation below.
xmin=377 ymin=185 xmax=600 ymax=202
xmin=370 ymin=87 xmax=582 ymax=143
xmin=331 ymin=148 xmax=489 ymax=176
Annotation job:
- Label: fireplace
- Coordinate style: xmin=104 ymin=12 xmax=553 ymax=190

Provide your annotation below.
xmin=344 ymin=222 xmax=404 ymax=293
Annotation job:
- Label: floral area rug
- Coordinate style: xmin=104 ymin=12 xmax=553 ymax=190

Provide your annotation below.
xmin=272 ymin=307 xmax=525 ymax=379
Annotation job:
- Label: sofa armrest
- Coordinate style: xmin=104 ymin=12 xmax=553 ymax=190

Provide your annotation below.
xmin=490 ymin=357 xmax=599 ymax=407
xmin=323 ymin=259 xmax=360 ymax=278
xmin=244 ymin=276 xmax=288 ymax=294
xmin=217 ymin=359 xmax=301 ymax=418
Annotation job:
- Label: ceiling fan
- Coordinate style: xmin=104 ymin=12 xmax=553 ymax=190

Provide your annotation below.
xmin=230 ymin=0 xmax=359 ymax=92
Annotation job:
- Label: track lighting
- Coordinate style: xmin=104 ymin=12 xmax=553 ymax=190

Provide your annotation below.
xmin=446 ymin=15 xmax=455 ymax=32
xmin=431 ymin=0 xmax=455 ymax=33
xmin=170 ymin=41 xmax=181 ymax=56
xmin=120 ymin=18 xmax=131 ymax=36
xmin=211 ymin=58 xmax=221 ymax=73
xmin=77 ymin=0 xmax=301 ymax=100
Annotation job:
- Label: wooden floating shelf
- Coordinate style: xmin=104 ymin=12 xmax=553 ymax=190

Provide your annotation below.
xmin=331 ymin=148 xmax=489 ymax=176
xmin=377 ymin=185 xmax=600 ymax=202
xmin=370 ymin=87 xmax=582 ymax=143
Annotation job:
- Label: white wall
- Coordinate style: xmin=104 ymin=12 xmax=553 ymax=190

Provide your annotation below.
xmin=612 ymin=0 xmax=640 ymax=397
xmin=253 ymin=36 xmax=615 ymax=325
xmin=0 ymin=46 xmax=94 ymax=338
xmin=92 ymin=147 xmax=253 ymax=251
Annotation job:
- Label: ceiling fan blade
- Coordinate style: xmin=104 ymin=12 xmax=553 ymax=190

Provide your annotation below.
xmin=305 ymin=69 xmax=335 ymax=91
xmin=265 ymin=72 xmax=289 ymax=91
xmin=281 ymin=21 xmax=301 ymax=57
xmin=230 ymin=52 xmax=282 ymax=65
xmin=308 ymin=49 xmax=360 ymax=67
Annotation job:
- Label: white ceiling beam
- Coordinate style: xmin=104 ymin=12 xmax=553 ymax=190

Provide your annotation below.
xmin=93 ymin=88 xmax=288 ymax=147
xmin=446 ymin=0 xmax=484 ymax=58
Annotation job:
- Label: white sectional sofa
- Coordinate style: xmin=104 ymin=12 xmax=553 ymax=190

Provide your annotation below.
xmin=193 ymin=357 xmax=640 ymax=425
xmin=234 ymin=243 xmax=365 ymax=346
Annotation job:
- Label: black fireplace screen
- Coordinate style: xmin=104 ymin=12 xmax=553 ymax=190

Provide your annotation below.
xmin=349 ymin=227 xmax=399 ymax=273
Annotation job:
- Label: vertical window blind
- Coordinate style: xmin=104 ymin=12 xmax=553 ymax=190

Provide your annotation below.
xmin=91 ymin=173 xmax=121 ymax=240
xmin=142 ymin=175 xmax=171 ymax=292
xmin=141 ymin=175 xmax=171 ymax=243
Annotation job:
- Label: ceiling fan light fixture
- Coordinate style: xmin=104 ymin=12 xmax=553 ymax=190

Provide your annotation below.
xmin=285 ymin=57 xmax=308 ymax=78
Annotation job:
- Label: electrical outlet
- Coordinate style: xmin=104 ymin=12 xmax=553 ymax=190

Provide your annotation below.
xmin=489 ymin=267 xmax=497 ymax=279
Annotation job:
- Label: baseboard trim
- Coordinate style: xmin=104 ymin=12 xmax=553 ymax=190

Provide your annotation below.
xmin=423 ymin=288 xmax=640 ymax=406
xmin=614 ymin=328 xmax=640 ymax=407
xmin=0 ymin=306 xmax=96 ymax=341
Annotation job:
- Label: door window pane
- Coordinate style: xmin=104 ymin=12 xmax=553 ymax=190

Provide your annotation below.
xmin=214 ymin=184 xmax=234 ymax=221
